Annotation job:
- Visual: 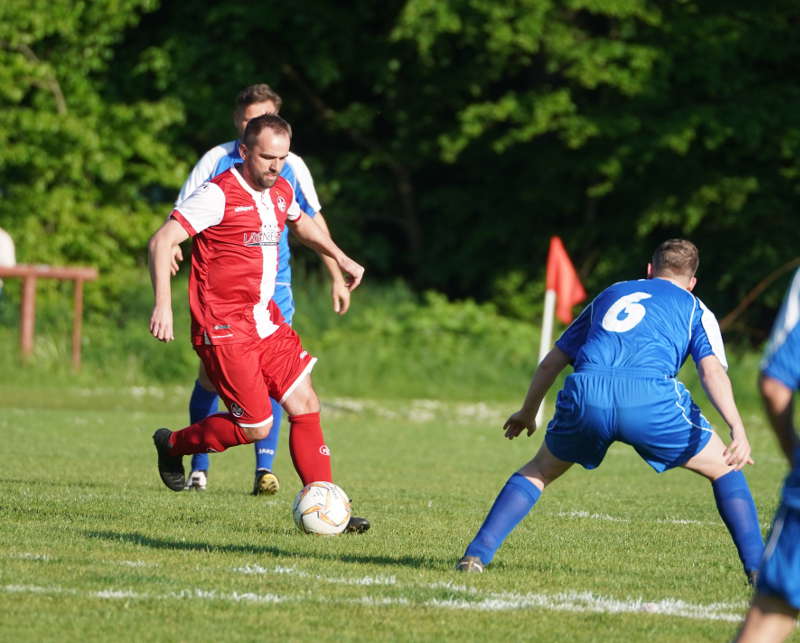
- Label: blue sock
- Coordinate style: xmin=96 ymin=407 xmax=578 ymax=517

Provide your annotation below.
xmin=712 ymin=470 xmax=764 ymax=573
xmin=254 ymin=397 xmax=282 ymax=471
xmin=188 ymin=379 xmax=219 ymax=472
xmin=464 ymin=473 xmax=542 ymax=565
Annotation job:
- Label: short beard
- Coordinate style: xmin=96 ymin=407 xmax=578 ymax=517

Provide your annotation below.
xmin=255 ymin=175 xmax=277 ymax=190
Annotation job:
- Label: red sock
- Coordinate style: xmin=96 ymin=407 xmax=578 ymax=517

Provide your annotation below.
xmin=289 ymin=412 xmax=332 ymax=485
xmin=168 ymin=413 xmax=252 ymax=455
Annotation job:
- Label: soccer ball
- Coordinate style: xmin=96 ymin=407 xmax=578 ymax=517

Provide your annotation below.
xmin=292 ymin=481 xmax=352 ymax=535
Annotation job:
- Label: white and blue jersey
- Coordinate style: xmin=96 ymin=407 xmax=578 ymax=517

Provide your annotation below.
xmin=760 ymin=267 xmax=800 ymax=510
xmin=176 ymin=140 xmax=322 ymax=324
xmin=548 ymin=278 xmax=727 ymax=472
xmin=758 ymin=268 xmax=800 ymax=607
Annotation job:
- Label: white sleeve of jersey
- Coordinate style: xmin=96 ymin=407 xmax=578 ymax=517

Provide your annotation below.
xmin=174 ymin=182 xmax=225 ymax=234
xmin=286 ymin=191 xmax=302 ymax=222
xmin=698 ymin=300 xmax=728 ymax=370
xmin=287 ymin=152 xmax=322 ymax=213
xmin=0 ymin=228 xmax=15 ymax=267
xmin=762 ymin=267 xmax=800 ymax=367
xmin=175 ymin=143 xmax=235 ymax=206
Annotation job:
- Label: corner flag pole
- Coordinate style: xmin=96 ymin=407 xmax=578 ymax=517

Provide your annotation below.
xmin=536 ymin=236 xmax=587 ymax=428
xmin=535 ymin=288 xmax=556 ymax=427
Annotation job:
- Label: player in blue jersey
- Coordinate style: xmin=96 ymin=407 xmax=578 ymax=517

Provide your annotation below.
xmin=174 ymin=84 xmax=355 ymax=501
xmin=734 ymin=268 xmax=800 ymax=642
xmin=456 ymin=239 xmax=763 ymax=581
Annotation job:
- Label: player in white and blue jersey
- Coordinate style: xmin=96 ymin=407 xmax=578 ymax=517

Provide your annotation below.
xmin=176 ymin=84 xmax=354 ymax=497
xmin=735 ymin=267 xmax=800 ymax=642
xmin=456 ymin=239 xmax=764 ymax=581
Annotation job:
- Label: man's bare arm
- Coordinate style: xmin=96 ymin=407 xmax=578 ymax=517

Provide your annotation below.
xmin=759 ymin=373 xmax=798 ymax=464
xmin=148 ymin=219 xmax=189 ymax=342
xmin=697 ymin=354 xmax=753 ymax=469
xmin=310 ymin=212 xmax=351 ymax=315
xmin=504 ymin=347 xmax=571 ymax=439
xmin=288 ymin=213 xmax=364 ymax=292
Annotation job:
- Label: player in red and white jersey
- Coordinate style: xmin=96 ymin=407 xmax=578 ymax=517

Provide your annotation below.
xmin=172 ymin=160 xmax=301 ymax=346
xmin=147 ymin=113 xmax=370 ymax=533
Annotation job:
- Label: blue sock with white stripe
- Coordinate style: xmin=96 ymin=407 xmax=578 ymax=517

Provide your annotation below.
xmin=188 ymin=380 xmax=218 ymax=472
xmin=464 ymin=473 xmax=542 ymax=565
xmin=712 ymin=470 xmax=764 ymax=574
xmin=254 ymin=398 xmax=282 ymax=471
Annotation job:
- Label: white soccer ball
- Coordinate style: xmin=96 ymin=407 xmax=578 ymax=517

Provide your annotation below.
xmin=292 ymin=481 xmax=351 ymax=535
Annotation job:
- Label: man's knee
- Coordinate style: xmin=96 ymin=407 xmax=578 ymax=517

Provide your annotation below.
xmin=282 ymin=376 xmax=320 ymax=416
xmin=242 ymin=419 xmax=273 ymax=442
xmin=518 ymin=443 xmax=571 ymax=490
xmin=682 ymin=432 xmax=732 ymax=480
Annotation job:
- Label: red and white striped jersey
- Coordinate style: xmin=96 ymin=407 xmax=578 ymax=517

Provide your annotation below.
xmin=170 ymin=165 xmax=302 ymax=345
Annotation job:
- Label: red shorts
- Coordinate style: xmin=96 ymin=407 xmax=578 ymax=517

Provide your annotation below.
xmin=195 ymin=324 xmax=317 ymax=428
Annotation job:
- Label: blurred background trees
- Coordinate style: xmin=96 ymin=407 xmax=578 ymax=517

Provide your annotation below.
xmin=1 ymin=0 xmax=798 ymax=343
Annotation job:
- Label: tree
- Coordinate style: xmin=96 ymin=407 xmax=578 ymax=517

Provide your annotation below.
xmin=391 ymin=0 xmax=800 ymax=335
xmin=2 ymin=0 xmax=797 ymax=340
xmin=0 ymin=0 xmax=186 ymax=313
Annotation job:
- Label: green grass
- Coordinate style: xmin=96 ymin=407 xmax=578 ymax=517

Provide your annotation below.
xmin=0 ymin=382 xmax=794 ymax=642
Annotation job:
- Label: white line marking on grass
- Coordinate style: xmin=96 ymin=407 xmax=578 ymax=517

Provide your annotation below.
xmin=323 ymin=397 xmax=507 ymax=424
xmin=234 ymin=564 xmax=397 ymax=586
xmin=5 ymin=584 xmax=64 ymax=593
xmin=6 ymin=552 xmax=52 ymax=561
xmin=425 ymin=591 xmax=745 ymax=621
xmin=656 ymin=518 xmax=715 ymax=526
xmin=168 ymin=589 xmax=288 ymax=603
xmin=557 ymin=510 xmax=629 ymax=522
xmin=117 ymin=560 xmax=157 ymax=567
xmin=554 ymin=510 xmax=736 ymax=528
xmin=2 ymin=585 xmax=289 ymax=604
xmin=229 ymin=566 xmax=747 ymax=621
xmin=346 ymin=596 xmax=412 ymax=607
xmin=0 ymin=583 xmax=746 ymax=621
xmin=94 ymin=590 xmax=139 ymax=599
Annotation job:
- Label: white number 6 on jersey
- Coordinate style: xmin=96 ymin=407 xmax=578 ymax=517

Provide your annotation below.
xmin=601 ymin=292 xmax=652 ymax=332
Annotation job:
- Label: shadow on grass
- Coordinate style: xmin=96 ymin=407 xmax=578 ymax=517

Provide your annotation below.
xmin=86 ymin=530 xmax=437 ymax=569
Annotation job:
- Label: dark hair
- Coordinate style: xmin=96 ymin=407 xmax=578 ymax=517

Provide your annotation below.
xmin=242 ymin=113 xmax=292 ymax=148
xmin=651 ymin=239 xmax=699 ymax=277
xmin=234 ymin=83 xmax=282 ymax=119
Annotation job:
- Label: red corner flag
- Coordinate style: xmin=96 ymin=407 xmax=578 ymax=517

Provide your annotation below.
xmin=545 ymin=236 xmax=586 ymax=324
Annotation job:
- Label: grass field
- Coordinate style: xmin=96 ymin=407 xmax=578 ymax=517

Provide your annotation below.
xmin=0 ymin=380 xmax=795 ymax=642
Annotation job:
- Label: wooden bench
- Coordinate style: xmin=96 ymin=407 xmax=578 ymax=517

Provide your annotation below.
xmin=0 ymin=264 xmax=99 ymax=371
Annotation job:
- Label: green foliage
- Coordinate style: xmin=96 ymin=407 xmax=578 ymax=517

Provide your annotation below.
xmin=0 ymin=0 xmax=186 ymax=314
xmin=0 ymin=274 xmax=539 ymax=399
xmin=304 ymin=286 xmax=539 ymax=398
xmin=490 ymin=269 xmax=546 ymax=321
xmin=386 ymin=0 xmax=800 ymax=330
xmin=1 ymin=0 xmax=798 ymax=341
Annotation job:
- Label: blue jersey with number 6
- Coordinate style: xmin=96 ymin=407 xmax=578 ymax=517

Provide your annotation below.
xmin=556 ymin=278 xmax=727 ymax=376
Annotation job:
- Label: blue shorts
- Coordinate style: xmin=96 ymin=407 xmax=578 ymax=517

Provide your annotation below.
xmin=757 ymin=504 xmax=800 ymax=610
xmin=544 ymin=367 xmax=713 ymax=472
xmin=273 ymin=283 xmax=295 ymax=326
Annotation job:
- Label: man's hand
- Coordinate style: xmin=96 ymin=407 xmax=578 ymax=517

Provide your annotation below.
xmin=149 ymin=304 xmax=174 ymax=342
xmin=724 ymin=429 xmax=755 ymax=470
xmin=331 ymin=280 xmax=351 ymax=315
xmin=503 ymin=409 xmax=537 ymax=440
xmin=170 ymin=245 xmax=183 ymax=276
xmin=339 ymin=257 xmax=364 ymax=292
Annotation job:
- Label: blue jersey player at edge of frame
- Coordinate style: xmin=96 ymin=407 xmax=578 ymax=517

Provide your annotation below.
xmin=735 ymin=267 xmax=800 ymax=643
xmin=456 ymin=239 xmax=764 ymax=584
xmin=173 ymin=84 xmax=353 ymax=497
